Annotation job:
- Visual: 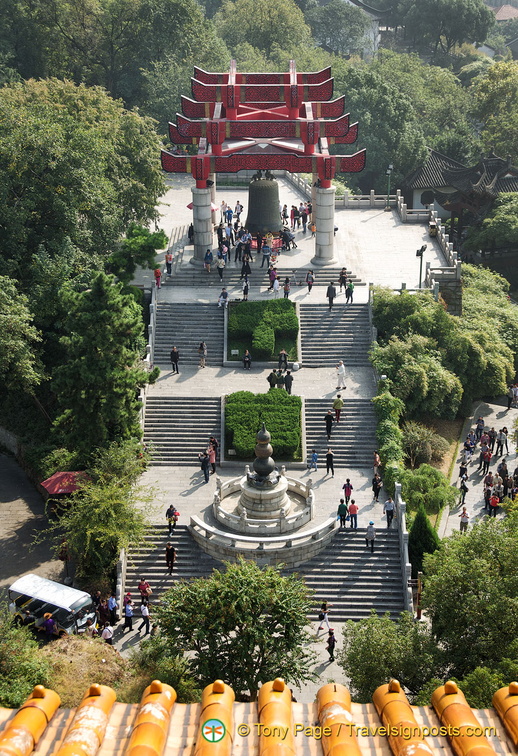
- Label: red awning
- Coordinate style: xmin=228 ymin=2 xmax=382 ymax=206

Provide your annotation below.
xmin=40 ymin=471 xmax=88 ymax=495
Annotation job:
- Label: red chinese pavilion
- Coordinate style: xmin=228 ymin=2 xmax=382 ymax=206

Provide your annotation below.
xmin=161 ymin=61 xmax=366 ymax=264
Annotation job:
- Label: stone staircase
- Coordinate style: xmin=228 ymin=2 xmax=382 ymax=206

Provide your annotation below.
xmin=304 ymin=398 xmax=376 ymax=468
xmin=125 ymin=525 xmax=220 ymax=600
xmin=287 ymin=529 xmax=405 ymax=621
xmin=124 ymin=526 xmax=405 ymax=622
xmin=143 ymin=397 xmax=221 ymax=465
xmin=153 ymin=303 xmax=224 ymax=366
xmin=163 ymin=264 xmax=364 ymax=289
xmin=300 ymin=303 xmax=372 ymax=367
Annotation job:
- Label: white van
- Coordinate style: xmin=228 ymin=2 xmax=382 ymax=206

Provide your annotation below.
xmin=8 ymin=574 xmax=97 ymax=636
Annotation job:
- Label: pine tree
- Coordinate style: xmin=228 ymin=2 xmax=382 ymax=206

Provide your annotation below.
xmin=53 ymin=272 xmax=157 ymax=459
xmin=408 ymin=504 xmax=440 ymax=578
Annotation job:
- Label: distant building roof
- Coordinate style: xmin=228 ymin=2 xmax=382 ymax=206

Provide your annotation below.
xmin=404 ymin=149 xmax=465 ymax=190
xmin=492 ymin=4 xmax=518 ymax=20
xmin=405 ymin=148 xmax=518 ymax=196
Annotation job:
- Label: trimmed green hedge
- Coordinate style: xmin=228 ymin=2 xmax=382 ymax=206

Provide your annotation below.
xmin=228 ymin=300 xmax=298 ymax=360
xmin=225 ymin=391 xmax=302 ymax=460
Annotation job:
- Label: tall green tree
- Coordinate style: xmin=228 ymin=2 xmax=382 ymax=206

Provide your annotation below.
xmin=472 ymin=61 xmax=518 ymax=161
xmin=107 ymin=224 xmax=167 ymax=286
xmin=214 ymin=0 xmax=312 ymax=57
xmin=339 ymin=610 xmax=443 ymax=703
xmin=422 ymin=513 xmax=518 ymax=676
xmin=157 ymin=559 xmax=315 ymax=700
xmin=399 ymin=0 xmax=494 ymax=58
xmin=0 ymin=277 xmax=42 ymax=392
xmin=333 ymin=65 xmax=427 ymax=192
xmin=53 ymin=272 xmax=158 ymax=457
xmin=40 ymin=440 xmax=152 ymax=580
xmin=0 ymin=78 xmax=164 ymax=282
xmin=306 ymin=0 xmax=370 ymax=56
xmin=408 ymin=504 xmax=440 ymax=577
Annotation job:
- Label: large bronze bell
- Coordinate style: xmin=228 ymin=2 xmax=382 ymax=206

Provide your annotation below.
xmin=245 ymin=174 xmax=281 ymax=235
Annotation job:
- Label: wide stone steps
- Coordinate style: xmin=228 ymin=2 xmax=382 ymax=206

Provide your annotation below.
xmin=163 ymin=264 xmax=364 ymax=288
xmin=300 ymin=303 xmax=371 ymax=367
xmin=288 ymin=529 xmax=405 ymax=621
xmin=304 ymin=398 xmax=376 ymax=468
xmin=125 ymin=526 xmax=220 ymax=600
xmin=143 ymin=397 xmax=220 ymax=465
xmin=153 ymin=303 xmax=224 ymax=366
xmin=124 ymin=528 xmax=405 ymax=622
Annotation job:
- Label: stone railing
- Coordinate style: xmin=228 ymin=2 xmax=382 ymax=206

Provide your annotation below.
xmin=427 ymin=205 xmax=457 ymax=265
xmin=189 ymin=514 xmax=337 ymax=568
xmin=394 ymin=482 xmax=413 ymax=613
xmin=212 ymin=472 xmax=314 ymax=535
xmin=116 ymin=548 xmax=127 ymax=621
xmin=342 ymin=190 xmax=398 ymax=208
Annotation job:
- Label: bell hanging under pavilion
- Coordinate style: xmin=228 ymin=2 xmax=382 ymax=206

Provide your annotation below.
xmin=245 ymin=174 xmax=281 ymax=235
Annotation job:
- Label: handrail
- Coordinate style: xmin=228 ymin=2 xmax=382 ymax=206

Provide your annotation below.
xmin=394 ymin=482 xmax=413 ymax=612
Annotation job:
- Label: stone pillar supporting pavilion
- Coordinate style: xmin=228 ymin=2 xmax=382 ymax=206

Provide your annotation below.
xmin=191 ymin=186 xmax=213 ymax=264
xmin=312 ymin=185 xmax=336 ymax=265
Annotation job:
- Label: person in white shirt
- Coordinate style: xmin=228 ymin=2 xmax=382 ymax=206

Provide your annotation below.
xmin=336 ymin=360 xmax=346 ymax=389
xmin=101 ymin=622 xmax=114 ymax=645
xmin=138 ymin=601 xmax=150 ymax=635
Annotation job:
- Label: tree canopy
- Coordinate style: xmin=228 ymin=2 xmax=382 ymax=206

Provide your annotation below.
xmin=422 ymin=514 xmax=518 ymax=676
xmin=0 ymin=277 xmax=42 ymax=392
xmin=306 ymin=0 xmax=370 ymax=57
xmin=156 ymin=558 xmax=315 ymax=700
xmin=53 ymin=272 xmax=158 ymax=457
xmin=0 ymin=78 xmax=164 ymax=283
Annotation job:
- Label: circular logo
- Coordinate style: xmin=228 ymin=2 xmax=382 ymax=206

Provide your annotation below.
xmin=202 ymin=719 xmax=226 ymax=743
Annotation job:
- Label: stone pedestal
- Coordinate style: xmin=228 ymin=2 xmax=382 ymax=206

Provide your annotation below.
xmin=311 ymin=185 xmax=336 ymax=266
xmin=238 ymin=475 xmax=290 ymax=520
xmin=191 ymin=186 xmax=213 ymax=264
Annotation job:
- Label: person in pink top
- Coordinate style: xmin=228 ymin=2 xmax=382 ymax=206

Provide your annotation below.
xmin=207 ymin=444 xmax=216 ymax=475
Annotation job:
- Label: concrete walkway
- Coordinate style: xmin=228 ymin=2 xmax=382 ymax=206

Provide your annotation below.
xmin=439 ymin=399 xmax=517 ymax=538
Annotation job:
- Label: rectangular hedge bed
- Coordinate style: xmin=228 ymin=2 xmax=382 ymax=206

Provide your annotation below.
xmin=225 ymin=391 xmax=302 ymax=461
xmin=227 ymin=299 xmax=298 ymax=362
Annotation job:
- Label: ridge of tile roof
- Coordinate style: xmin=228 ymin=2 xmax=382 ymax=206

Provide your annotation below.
xmin=492 ymin=4 xmax=518 ymax=20
xmin=2 ymin=677 xmax=518 ymax=756
xmin=404 ymin=148 xmax=466 ymax=190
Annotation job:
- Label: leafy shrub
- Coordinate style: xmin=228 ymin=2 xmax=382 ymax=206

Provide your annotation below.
xmin=0 ymin=606 xmax=51 ymax=708
xmin=228 ymin=300 xmax=298 ymax=360
xmin=402 ymin=421 xmax=449 ymax=469
xmin=252 ymin=326 xmax=275 ymax=360
xmin=225 ymin=391 xmax=302 ymax=460
xmin=400 ymin=464 xmax=457 ymax=514
xmin=408 ymin=504 xmax=440 ymax=578
xmin=382 ymin=462 xmax=405 ymax=496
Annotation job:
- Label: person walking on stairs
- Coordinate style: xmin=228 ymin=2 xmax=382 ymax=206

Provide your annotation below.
xmin=198 ymin=341 xmax=207 ymax=368
xmin=326 ymin=281 xmax=337 ymax=310
xmin=325 ymin=410 xmax=334 ymax=441
xmin=348 ymin=499 xmax=358 ymax=530
xmin=345 ymin=281 xmax=354 ymax=303
xmin=326 ymin=448 xmax=334 ymax=478
xmin=326 ymin=629 xmax=336 ymax=662
xmin=138 ymin=600 xmax=150 ymax=635
xmin=333 ymin=394 xmax=344 ymax=423
xmin=372 ymin=473 xmax=382 ymax=502
xmin=337 ymin=499 xmax=348 ymax=528
xmin=366 ymin=521 xmax=376 ymax=552
xmin=284 ymin=371 xmax=293 ymax=394
xmin=318 ymin=600 xmax=332 ymax=631
xmin=170 ymin=346 xmax=179 ymax=374
xmin=165 ymin=542 xmax=177 ymax=574
xmin=342 ymin=478 xmax=353 ymax=504
xmin=336 ymin=361 xmax=346 ymax=390
xmin=383 ymin=497 xmax=395 ymax=528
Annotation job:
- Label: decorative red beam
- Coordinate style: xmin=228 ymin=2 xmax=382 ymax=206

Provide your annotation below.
xmin=193 ymin=66 xmax=332 ymax=86
xmin=191 ymin=79 xmax=334 ymax=107
xmin=161 ymin=149 xmax=366 ymax=181
xmin=180 ymin=95 xmax=346 ymax=120
xmin=172 ymin=113 xmax=353 ymax=142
